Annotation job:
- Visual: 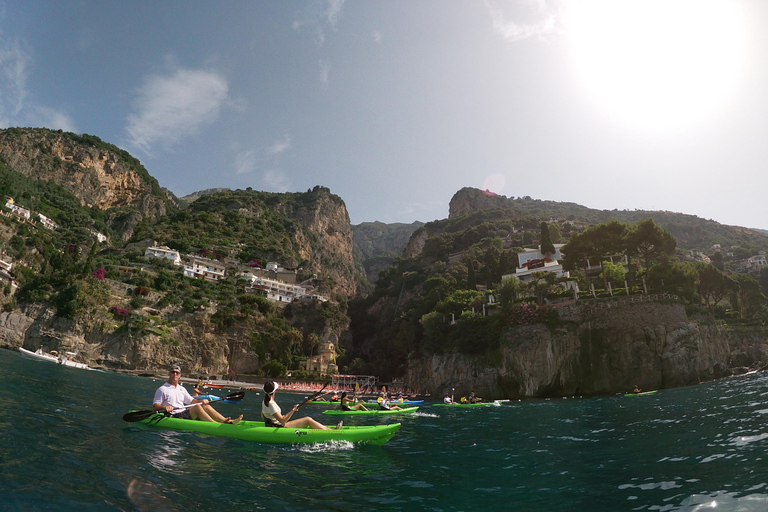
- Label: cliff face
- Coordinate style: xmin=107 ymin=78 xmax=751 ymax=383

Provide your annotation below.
xmin=353 ymin=221 xmax=423 ymax=281
xmin=271 ymin=187 xmax=362 ymax=297
xmin=0 ymin=128 xmax=170 ymax=240
xmin=1 ymin=304 xmax=230 ymax=374
xmin=448 ymin=187 xmax=510 ymax=219
xmin=405 ymin=298 xmax=755 ymax=398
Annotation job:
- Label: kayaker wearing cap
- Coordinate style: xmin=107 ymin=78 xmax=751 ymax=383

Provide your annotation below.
xmin=340 ymin=391 xmax=367 ymax=411
xmin=262 ymin=381 xmax=342 ymax=430
xmin=152 ymin=364 xmax=242 ymax=424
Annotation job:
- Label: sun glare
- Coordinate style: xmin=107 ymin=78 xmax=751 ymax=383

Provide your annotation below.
xmin=566 ymin=0 xmax=747 ymax=131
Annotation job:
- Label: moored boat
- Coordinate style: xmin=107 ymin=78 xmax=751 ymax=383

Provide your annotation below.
xmin=322 ymin=406 xmax=419 ymax=416
xmin=131 ymin=413 xmax=401 ymax=445
xmin=18 ymin=347 xmax=91 ymax=370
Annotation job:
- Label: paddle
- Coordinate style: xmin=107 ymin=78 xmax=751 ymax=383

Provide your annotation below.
xmin=122 ymin=391 xmax=245 ymax=423
xmin=296 ymin=381 xmax=331 ymax=409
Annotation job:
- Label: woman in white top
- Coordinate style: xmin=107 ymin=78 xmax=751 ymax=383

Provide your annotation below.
xmin=261 ymin=381 xmax=342 ymax=430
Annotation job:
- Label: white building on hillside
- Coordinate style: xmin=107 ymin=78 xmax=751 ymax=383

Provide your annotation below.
xmin=4 ymin=199 xmax=31 ymax=220
xmin=502 ymin=243 xmax=577 ymax=292
xmin=184 ymin=256 xmax=226 ymax=281
xmin=144 ymin=246 xmax=182 ymax=265
xmin=746 ymin=254 xmax=767 ymax=271
xmin=37 ymin=213 xmax=58 ymax=230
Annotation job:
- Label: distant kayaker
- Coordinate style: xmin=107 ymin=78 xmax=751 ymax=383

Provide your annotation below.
xmin=340 ymin=392 xmax=368 ymax=411
xmin=443 ymin=393 xmax=454 ymax=404
xmin=194 ymin=376 xmax=205 ymax=395
xmin=262 ymin=381 xmax=342 ymax=430
xmin=378 ymin=392 xmax=401 ymax=411
xmin=467 ymin=392 xmax=482 ymax=404
xmin=152 ymin=364 xmax=242 ymax=424
xmin=633 ymin=385 xmax=642 ymax=394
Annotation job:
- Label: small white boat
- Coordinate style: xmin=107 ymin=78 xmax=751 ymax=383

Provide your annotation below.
xmin=18 ymin=347 xmax=91 ymax=370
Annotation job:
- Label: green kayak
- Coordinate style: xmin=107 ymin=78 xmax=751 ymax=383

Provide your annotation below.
xmin=433 ymin=402 xmax=498 ymax=407
xmin=133 ymin=413 xmax=400 ymax=445
xmin=322 ymin=406 xmax=419 ymax=416
xmin=623 ymin=390 xmax=658 ymax=397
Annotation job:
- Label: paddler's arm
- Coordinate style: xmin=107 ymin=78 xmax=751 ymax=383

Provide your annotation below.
xmin=270 ymin=404 xmax=299 ymax=425
xmin=153 ymin=402 xmax=173 ymax=414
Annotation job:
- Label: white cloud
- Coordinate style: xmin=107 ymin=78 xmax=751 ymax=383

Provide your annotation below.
xmin=28 ymin=105 xmax=77 ymax=132
xmin=485 ymin=0 xmax=560 ymax=42
xmin=235 ymin=149 xmax=258 ymax=175
xmin=293 ymin=0 xmax=346 ymax=47
xmin=267 ymin=133 xmax=291 ymax=155
xmin=319 ymin=60 xmax=330 ymax=86
xmin=0 ymin=35 xmax=75 ymax=132
xmin=260 ymin=169 xmax=291 ymax=192
xmin=0 ymin=37 xmax=30 ymax=126
xmin=235 ymin=133 xmax=292 ymax=175
xmin=326 ymin=0 xmax=345 ymax=27
xmin=125 ymin=66 xmax=229 ymax=154
xmin=372 ymin=31 xmax=382 ymax=44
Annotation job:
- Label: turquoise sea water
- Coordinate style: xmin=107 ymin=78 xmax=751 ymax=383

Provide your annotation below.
xmin=3 ymin=348 xmax=768 ymax=512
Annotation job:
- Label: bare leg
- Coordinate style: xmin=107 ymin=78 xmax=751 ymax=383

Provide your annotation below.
xmin=189 ymin=405 xmax=217 ymax=422
xmin=285 ymin=416 xmax=331 ymax=430
xmin=191 ymin=404 xmax=242 ymax=424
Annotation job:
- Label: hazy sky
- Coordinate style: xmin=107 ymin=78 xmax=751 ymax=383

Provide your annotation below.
xmin=0 ymin=1 xmax=765 ymax=228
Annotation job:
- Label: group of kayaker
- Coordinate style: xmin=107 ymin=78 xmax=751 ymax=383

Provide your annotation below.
xmin=443 ymin=390 xmax=483 ymax=404
xmin=151 ymin=364 xmax=342 ymax=430
xmin=150 ymin=363 xmax=484 ymax=430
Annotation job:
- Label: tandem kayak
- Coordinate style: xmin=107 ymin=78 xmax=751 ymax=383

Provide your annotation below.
xmin=432 ymin=402 xmax=499 ymax=407
xmin=322 ymin=406 xmax=419 ymax=416
xmin=623 ymin=390 xmax=658 ymax=397
xmin=131 ymin=413 xmax=401 ymax=445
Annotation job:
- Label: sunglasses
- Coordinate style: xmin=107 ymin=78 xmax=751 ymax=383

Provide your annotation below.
xmin=170 ymin=370 xmax=181 ymax=375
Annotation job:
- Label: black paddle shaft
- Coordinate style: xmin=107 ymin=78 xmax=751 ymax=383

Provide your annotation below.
xmin=297 ymin=381 xmax=331 ymax=409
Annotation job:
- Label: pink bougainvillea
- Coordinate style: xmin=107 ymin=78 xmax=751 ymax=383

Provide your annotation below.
xmin=92 ymin=268 xmax=107 ymax=280
xmin=110 ymin=306 xmax=130 ymax=318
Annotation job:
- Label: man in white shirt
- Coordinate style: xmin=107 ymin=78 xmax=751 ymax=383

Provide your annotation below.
xmin=152 ymin=364 xmax=241 ymax=424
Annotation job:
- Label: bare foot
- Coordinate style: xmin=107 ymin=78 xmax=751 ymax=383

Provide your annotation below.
xmin=231 ymin=414 xmax=243 ymax=425
xmin=335 ymin=421 xmax=343 ymax=430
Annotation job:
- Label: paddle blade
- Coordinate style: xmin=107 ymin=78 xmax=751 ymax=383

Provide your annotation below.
xmin=223 ymin=391 xmax=245 ymax=402
xmin=122 ymin=410 xmax=159 ymax=423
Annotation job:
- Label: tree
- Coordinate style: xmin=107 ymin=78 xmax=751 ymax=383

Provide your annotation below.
xmin=625 ymin=218 xmax=676 ymax=269
xmin=526 ymin=271 xmax=557 ymax=305
xmin=562 ymin=220 xmax=628 ymax=271
xmin=540 ymin=222 xmax=556 ymax=258
xmin=697 ymin=264 xmax=734 ymax=317
xmin=710 ymin=251 xmax=725 ymax=272
xmin=601 ymin=260 xmax=626 ymax=283
xmin=645 ymin=259 xmax=697 ymax=302
xmin=729 ymin=274 xmax=766 ymax=320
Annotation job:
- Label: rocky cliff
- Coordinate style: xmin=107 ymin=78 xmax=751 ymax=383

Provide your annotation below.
xmin=448 ymin=187 xmax=510 ymax=219
xmin=0 ymin=128 xmax=171 ymax=241
xmin=265 ymin=186 xmax=362 ymax=297
xmin=1 ymin=303 xmax=230 ymax=374
xmin=404 ymin=297 xmax=762 ymax=398
xmin=352 ymin=221 xmax=423 ymax=281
